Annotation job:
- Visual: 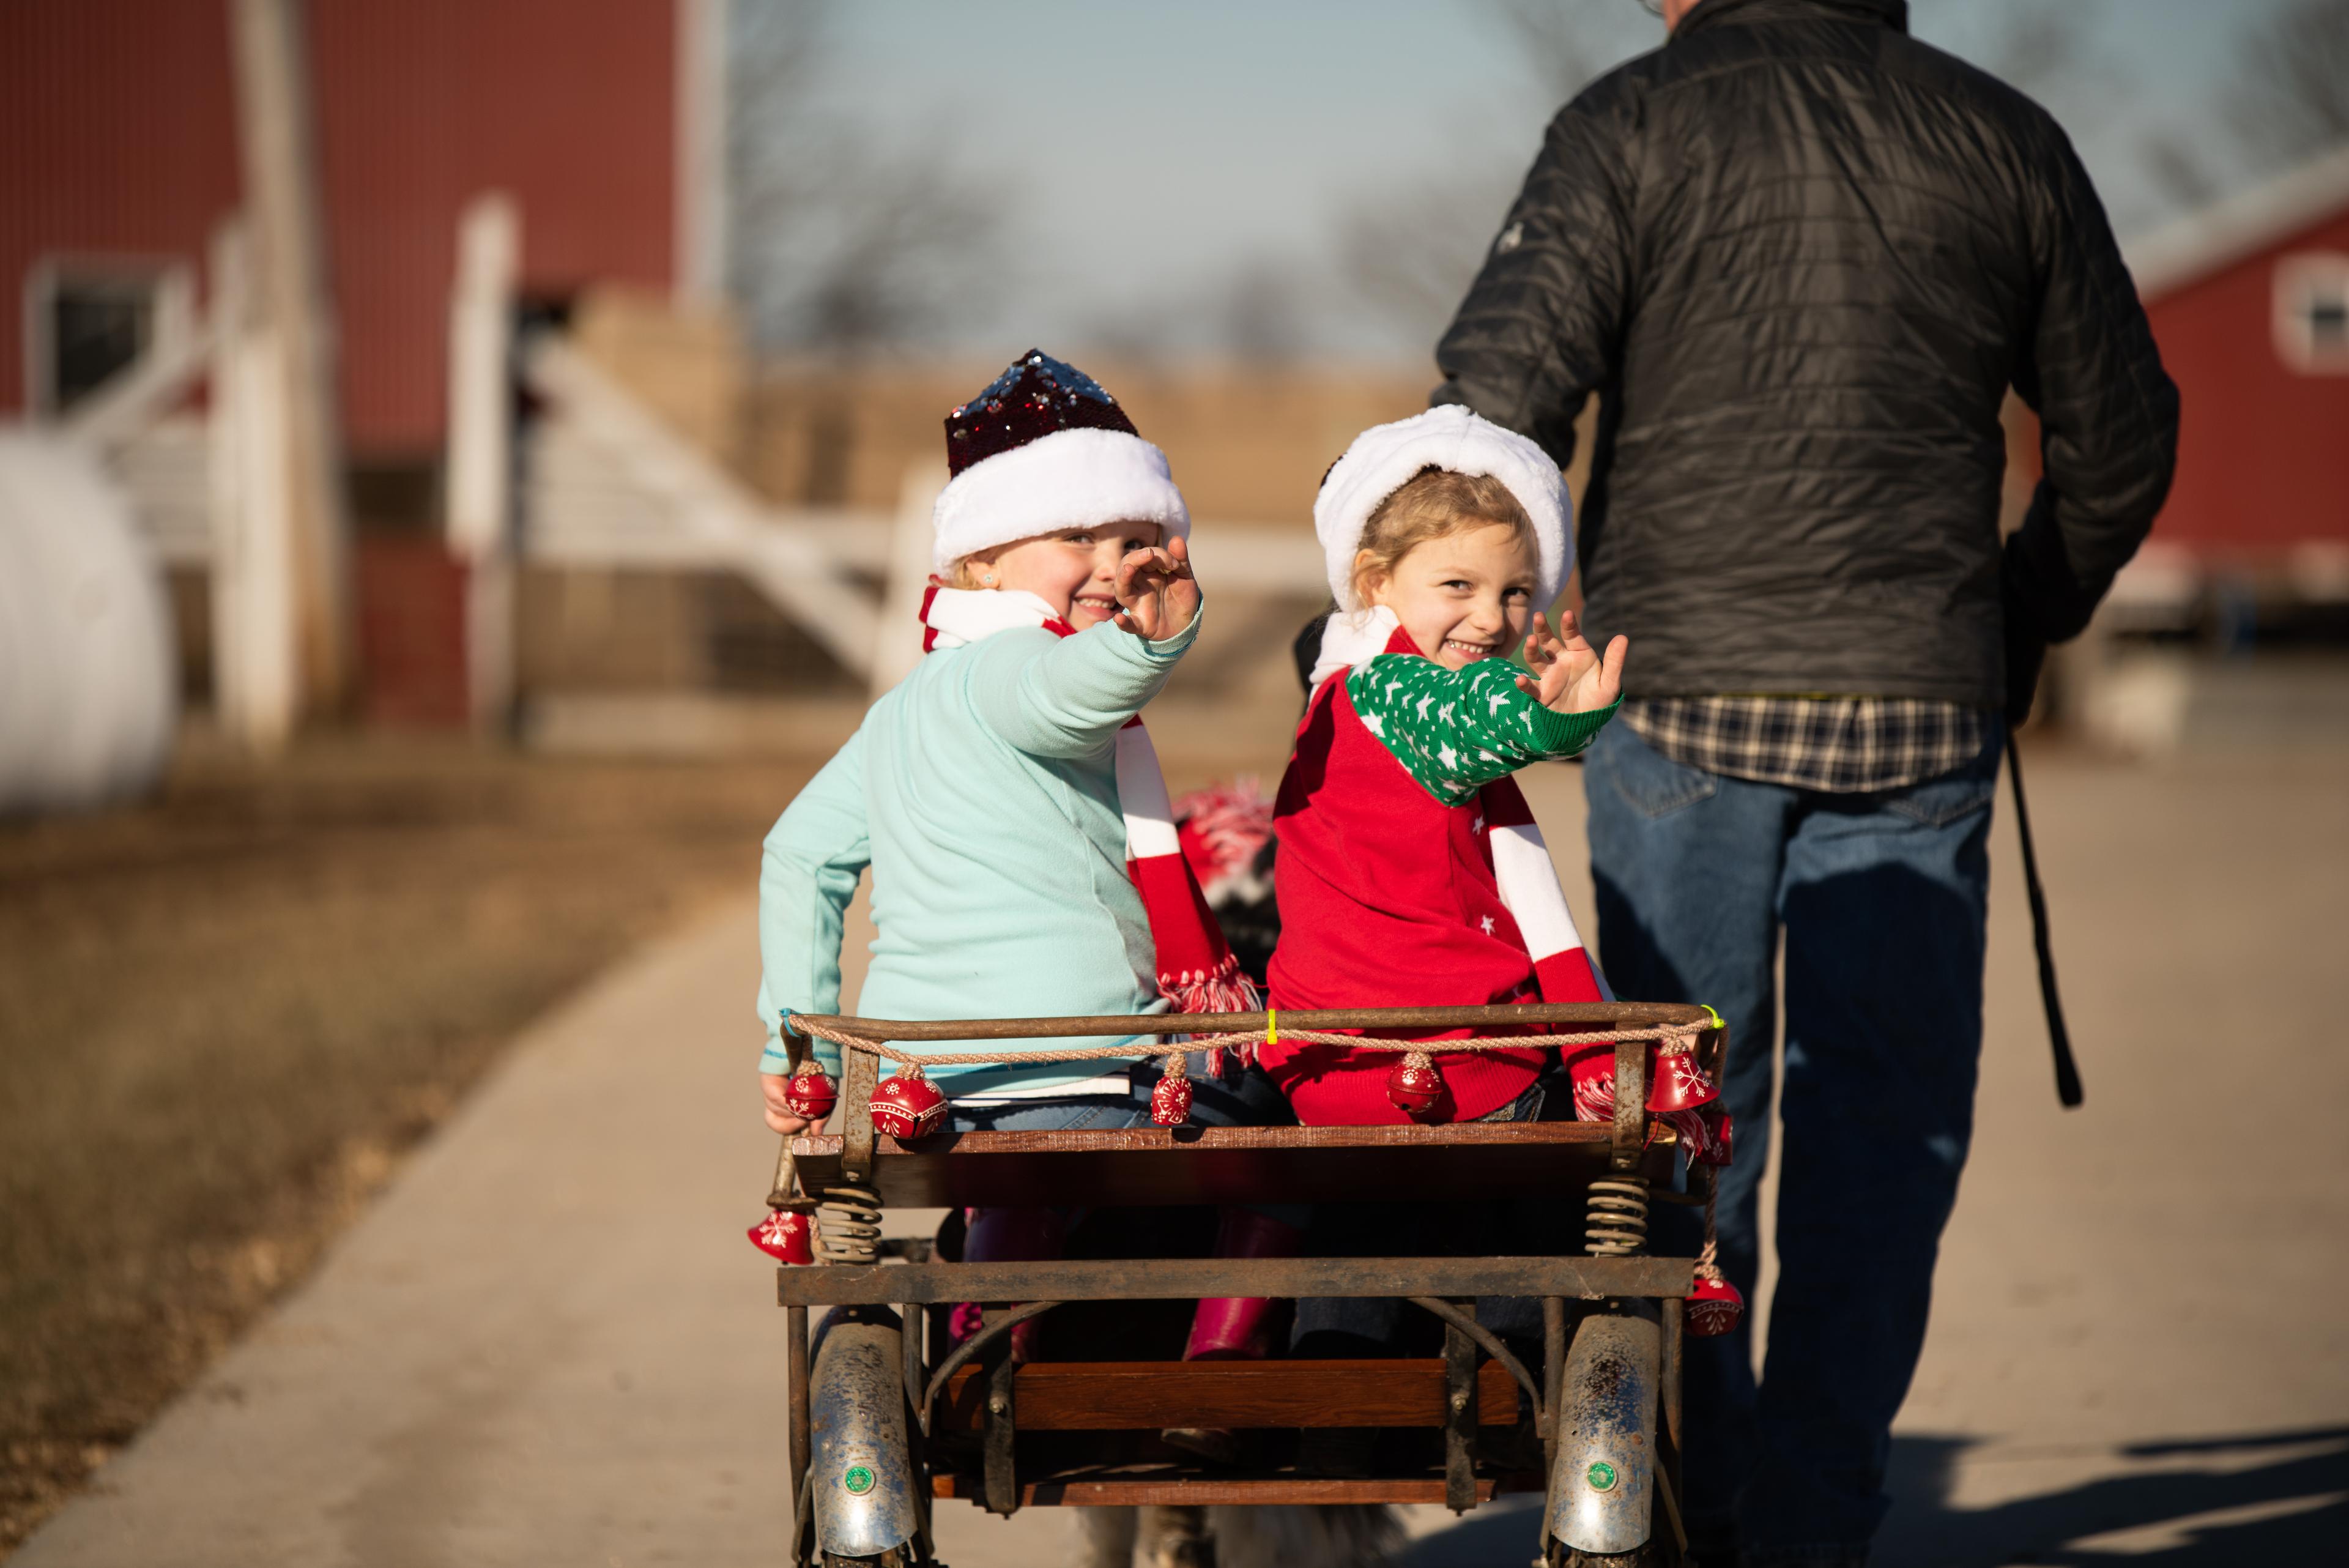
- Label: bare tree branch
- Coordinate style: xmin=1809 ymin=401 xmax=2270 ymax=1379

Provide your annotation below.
xmin=1980 ymin=0 xmax=2096 ymax=101
xmin=728 ymin=0 xmax=1007 ymax=357
xmin=2140 ymin=134 xmax=2221 ymax=214
xmin=2227 ymin=0 xmax=2349 ymax=165
xmin=1488 ymin=0 xmax=1607 ymax=104
xmin=1334 ymin=171 xmax=1525 ymax=355
xmin=1215 ymin=260 xmax=1312 ymax=364
xmin=1319 ymin=1 xmax=1647 ymax=355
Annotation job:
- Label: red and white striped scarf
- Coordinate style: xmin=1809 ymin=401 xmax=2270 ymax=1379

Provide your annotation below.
xmin=918 ymin=582 xmax=1261 ymax=1016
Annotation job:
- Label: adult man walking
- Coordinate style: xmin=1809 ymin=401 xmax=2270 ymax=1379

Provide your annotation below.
xmin=1434 ymin=1 xmax=2177 ymax=1563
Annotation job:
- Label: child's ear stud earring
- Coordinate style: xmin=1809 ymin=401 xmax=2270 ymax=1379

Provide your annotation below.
xmin=982 ymin=574 xmax=996 ymax=587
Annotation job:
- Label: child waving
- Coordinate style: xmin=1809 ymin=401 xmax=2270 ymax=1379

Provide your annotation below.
xmin=1266 ymin=404 xmax=1627 ymax=1127
xmin=754 ymin=351 xmax=1295 ymax=1372
xmin=756 ymin=349 xmax=1260 ymax=1129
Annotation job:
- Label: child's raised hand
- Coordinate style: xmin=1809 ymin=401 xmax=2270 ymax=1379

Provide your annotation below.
xmin=762 ymin=1071 xmax=815 ymax=1136
xmin=1514 ymin=609 xmax=1628 ymax=713
xmin=1111 ymin=534 xmax=1201 ymax=641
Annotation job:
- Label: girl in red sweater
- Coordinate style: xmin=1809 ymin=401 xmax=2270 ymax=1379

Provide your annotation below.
xmin=1263 ymin=406 xmax=1627 ymax=1130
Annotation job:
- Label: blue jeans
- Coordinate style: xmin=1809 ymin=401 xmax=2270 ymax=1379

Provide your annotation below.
xmin=1584 ymin=721 xmax=2000 ymax=1566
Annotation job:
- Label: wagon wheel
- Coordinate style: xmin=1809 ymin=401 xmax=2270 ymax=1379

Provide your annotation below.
xmin=1549 ymin=1542 xmax=1664 ymax=1568
xmin=809 ymin=1308 xmax=938 ymax=1568
xmin=1543 ymin=1306 xmax=1672 ymax=1568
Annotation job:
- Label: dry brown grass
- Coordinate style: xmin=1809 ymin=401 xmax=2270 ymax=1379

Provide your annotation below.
xmin=0 ymin=733 xmax=811 ymax=1554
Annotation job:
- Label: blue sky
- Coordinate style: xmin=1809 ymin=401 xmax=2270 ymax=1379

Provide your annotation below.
xmin=790 ymin=0 xmax=2303 ymax=359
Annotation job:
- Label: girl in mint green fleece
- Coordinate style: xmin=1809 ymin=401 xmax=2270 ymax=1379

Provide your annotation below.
xmin=754 ymin=351 xmax=1273 ymax=1141
xmin=759 ymin=354 xmax=1294 ymax=1400
xmin=754 ymin=557 xmax=1196 ymax=1115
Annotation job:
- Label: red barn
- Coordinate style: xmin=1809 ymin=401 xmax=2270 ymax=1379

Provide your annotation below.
xmin=2124 ymin=147 xmax=2349 ymax=590
xmin=0 ymin=0 xmax=715 ymax=451
xmin=1 ymin=0 xmax=723 ymax=725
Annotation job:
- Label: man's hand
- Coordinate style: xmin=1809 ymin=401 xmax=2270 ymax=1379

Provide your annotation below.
xmin=1515 ymin=609 xmax=1627 ymax=713
xmin=1111 ymin=535 xmax=1200 ymax=641
xmin=762 ymin=1071 xmax=815 ymax=1136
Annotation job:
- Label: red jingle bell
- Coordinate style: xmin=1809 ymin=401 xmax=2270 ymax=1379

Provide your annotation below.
xmin=1150 ymin=1064 xmax=1194 ymax=1126
xmin=748 ymin=1208 xmax=815 ymax=1265
xmin=1647 ymin=1048 xmax=1721 ymax=1115
xmin=1685 ymin=1274 xmax=1745 ymax=1337
xmin=1696 ymin=1110 xmax=1734 ymax=1168
xmin=783 ymin=1062 xmax=839 ymax=1121
xmin=1385 ymin=1050 xmax=1447 ymax=1121
xmin=870 ymin=1064 xmax=948 ymax=1141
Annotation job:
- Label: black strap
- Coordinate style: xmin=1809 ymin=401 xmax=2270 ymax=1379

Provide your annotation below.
xmin=2005 ymin=724 xmax=2083 ymax=1108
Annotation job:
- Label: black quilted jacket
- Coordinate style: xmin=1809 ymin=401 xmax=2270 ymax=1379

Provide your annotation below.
xmin=1433 ymin=0 xmax=2178 ymax=704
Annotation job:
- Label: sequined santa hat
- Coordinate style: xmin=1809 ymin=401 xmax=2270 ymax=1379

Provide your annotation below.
xmin=1313 ymin=404 xmax=1572 ymax=612
xmin=932 ymin=350 xmax=1190 ymax=571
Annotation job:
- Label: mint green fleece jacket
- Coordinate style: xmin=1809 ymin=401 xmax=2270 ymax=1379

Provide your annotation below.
xmin=755 ymin=611 xmax=1198 ymax=1092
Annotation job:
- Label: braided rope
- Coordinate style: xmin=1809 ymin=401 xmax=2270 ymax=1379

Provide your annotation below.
xmin=1695 ymin=1165 xmax=1724 ymax=1284
xmin=785 ymin=1015 xmax=1707 ymax=1068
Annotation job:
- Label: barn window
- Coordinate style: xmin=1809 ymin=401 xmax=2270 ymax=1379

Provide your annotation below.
xmin=21 ymin=257 xmax=191 ymax=417
xmin=2274 ymin=251 xmax=2349 ymax=375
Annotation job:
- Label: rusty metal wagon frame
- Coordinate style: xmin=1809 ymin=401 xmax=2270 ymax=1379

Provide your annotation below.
xmin=769 ymin=1001 xmax=1726 ymax=1568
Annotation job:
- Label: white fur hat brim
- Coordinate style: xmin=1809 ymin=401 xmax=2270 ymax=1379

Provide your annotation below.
xmin=932 ymin=426 xmax=1190 ymax=571
xmin=1312 ymin=404 xmax=1571 ymax=612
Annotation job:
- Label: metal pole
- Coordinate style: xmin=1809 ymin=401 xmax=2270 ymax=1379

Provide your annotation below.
xmin=1542 ymin=1295 xmax=1566 ymax=1470
xmin=790 ymin=1001 xmax=1716 ymax=1044
xmin=785 ymin=1303 xmax=811 ymax=1539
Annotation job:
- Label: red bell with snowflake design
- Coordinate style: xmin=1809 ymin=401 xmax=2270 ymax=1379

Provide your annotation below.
xmin=1647 ymin=1047 xmax=1720 ymax=1115
xmin=1386 ymin=1050 xmax=1447 ymax=1121
xmin=1686 ymin=1274 xmax=1745 ymax=1337
xmin=748 ymin=1208 xmax=815 ymax=1265
xmin=870 ymin=1063 xmax=948 ymax=1140
xmin=1150 ymin=1058 xmax=1194 ymax=1126
xmin=783 ymin=1061 xmax=838 ymax=1122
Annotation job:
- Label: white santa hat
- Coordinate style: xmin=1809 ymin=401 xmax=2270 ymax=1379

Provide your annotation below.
xmin=1312 ymin=404 xmax=1571 ymax=612
xmin=931 ymin=350 xmax=1190 ymax=571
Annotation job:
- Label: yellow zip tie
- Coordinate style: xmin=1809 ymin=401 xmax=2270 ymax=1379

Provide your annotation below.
xmin=1701 ymin=1005 xmax=1724 ymax=1030
xmin=1266 ymin=1008 xmax=1277 ymax=1047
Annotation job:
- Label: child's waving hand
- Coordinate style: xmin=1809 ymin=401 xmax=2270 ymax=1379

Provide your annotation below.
xmin=1111 ymin=533 xmax=1200 ymax=641
xmin=1515 ymin=609 xmax=1628 ymax=713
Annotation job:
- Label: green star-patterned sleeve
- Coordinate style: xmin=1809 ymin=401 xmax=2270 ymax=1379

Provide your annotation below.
xmin=1344 ymin=653 xmax=1620 ymax=805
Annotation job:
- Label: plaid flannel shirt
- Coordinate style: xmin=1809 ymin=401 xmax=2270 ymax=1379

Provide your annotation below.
xmin=1620 ymin=696 xmax=1992 ymax=793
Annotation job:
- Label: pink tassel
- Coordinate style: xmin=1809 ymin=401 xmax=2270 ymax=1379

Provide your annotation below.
xmin=1572 ymin=1066 xmax=1716 ymax=1163
xmin=1161 ymin=960 xmax=1262 ymax=1074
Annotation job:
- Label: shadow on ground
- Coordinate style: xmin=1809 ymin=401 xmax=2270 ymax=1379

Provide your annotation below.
xmin=1875 ymin=1425 xmax=2349 ymax=1567
xmin=1393 ymin=1425 xmax=2349 ymax=1567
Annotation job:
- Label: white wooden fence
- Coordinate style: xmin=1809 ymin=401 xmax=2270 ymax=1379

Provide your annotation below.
xmin=67 ymin=191 xmax=1332 ymax=740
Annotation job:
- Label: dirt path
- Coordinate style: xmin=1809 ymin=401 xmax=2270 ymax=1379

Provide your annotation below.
xmin=14 ymin=750 xmax=2345 ymax=1567
xmin=0 ymin=737 xmax=814 ymax=1550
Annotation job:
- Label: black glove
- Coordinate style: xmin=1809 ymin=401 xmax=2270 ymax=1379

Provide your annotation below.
xmin=1291 ymin=611 xmax=1332 ymax=696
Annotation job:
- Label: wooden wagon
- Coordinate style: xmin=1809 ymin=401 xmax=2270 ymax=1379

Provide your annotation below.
xmin=766 ymin=1002 xmax=1728 ymax=1568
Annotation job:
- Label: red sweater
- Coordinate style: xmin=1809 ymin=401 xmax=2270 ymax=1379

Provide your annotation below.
xmin=1264 ymin=646 xmax=1607 ymax=1125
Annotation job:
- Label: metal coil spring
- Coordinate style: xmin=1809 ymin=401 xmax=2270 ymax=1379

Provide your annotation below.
xmin=1586 ymin=1175 xmax=1650 ymax=1257
xmin=815 ymin=1178 xmax=883 ymax=1265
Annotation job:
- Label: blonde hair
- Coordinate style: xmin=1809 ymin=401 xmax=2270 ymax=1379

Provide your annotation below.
xmin=1350 ymin=467 xmax=1534 ymax=602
